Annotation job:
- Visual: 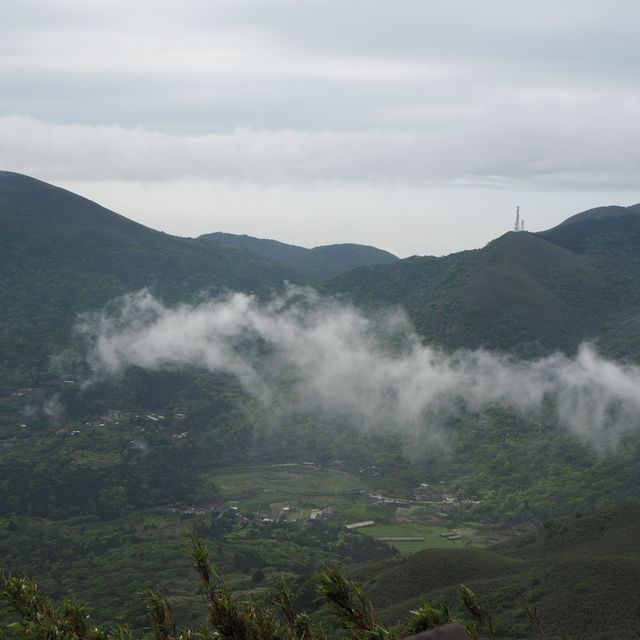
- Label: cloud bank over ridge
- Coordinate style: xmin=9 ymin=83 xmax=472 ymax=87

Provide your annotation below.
xmin=77 ymin=288 xmax=640 ymax=450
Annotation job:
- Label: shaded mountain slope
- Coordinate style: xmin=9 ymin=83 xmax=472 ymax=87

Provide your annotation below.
xmin=0 ymin=172 xmax=302 ymax=381
xmin=198 ymin=231 xmax=399 ymax=279
xmin=538 ymin=203 xmax=640 ymax=259
xmin=0 ymin=172 xmax=300 ymax=290
xmin=4 ymin=171 xmax=640 ymax=380
xmin=545 ymin=204 xmax=640 ymax=230
xmin=536 ymin=203 xmax=640 ymax=359
xmin=455 ymin=232 xmax=606 ymax=351
xmin=324 ymin=230 xmax=607 ymax=356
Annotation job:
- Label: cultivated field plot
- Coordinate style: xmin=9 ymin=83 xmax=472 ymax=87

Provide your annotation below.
xmin=209 ymin=464 xmax=380 ymax=523
xmin=208 ymin=464 xmax=494 ymax=555
xmin=365 ymin=521 xmax=492 ymax=555
xmin=212 ymin=464 xmax=367 ymax=496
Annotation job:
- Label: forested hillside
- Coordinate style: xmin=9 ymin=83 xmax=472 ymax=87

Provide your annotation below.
xmin=0 ymin=172 xmax=307 ymax=384
xmin=4 ymin=171 xmax=640 ymax=385
xmin=324 ymin=205 xmax=640 ymax=359
xmin=0 ymin=172 xmax=404 ymax=385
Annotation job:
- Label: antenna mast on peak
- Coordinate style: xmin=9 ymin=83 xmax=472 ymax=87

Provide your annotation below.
xmin=514 ymin=206 xmax=522 ymax=232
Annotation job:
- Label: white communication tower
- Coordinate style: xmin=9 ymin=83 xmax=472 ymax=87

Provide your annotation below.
xmin=513 ymin=206 xmax=523 ymax=232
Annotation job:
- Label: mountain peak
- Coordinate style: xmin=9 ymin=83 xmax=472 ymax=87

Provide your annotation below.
xmin=537 ymin=202 xmax=640 ymax=254
xmin=555 ymin=204 xmax=638 ymax=228
xmin=198 ymin=231 xmax=398 ymax=280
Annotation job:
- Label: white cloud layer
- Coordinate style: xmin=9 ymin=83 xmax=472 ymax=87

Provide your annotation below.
xmin=78 ymin=288 xmax=640 ymax=450
xmin=2 ymin=109 xmax=640 ymax=190
xmin=3 ymin=0 xmax=640 ymax=253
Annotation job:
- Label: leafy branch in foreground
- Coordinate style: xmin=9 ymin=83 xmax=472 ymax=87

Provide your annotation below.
xmin=519 ymin=598 xmax=551 ymax=640
xmin=405 ymin=601 xmax=453 ymax=636
xmin=2 ymin=575 xmax=107 ymax=640
xmin=458 ymin=585 xmax=494 ymax=640
xmin=276 ymin=576 xmax=315 ymax=640
xmin=315 ymin=565 xmax=391 ymax=640
xmin=2 ymin=537 xmax=549 ymax=639
xmin=146 ymin=591 xmax=178 ymax=640
xmin=191 ymin=534 xmax=322 ymax=640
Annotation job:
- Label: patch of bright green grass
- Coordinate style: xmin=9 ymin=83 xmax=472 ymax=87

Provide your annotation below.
xmin=364 ymin=522 xmax=469 ymax=555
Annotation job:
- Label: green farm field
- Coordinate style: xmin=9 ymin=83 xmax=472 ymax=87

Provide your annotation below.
xmin=208 ymin=464 xmax=382 ymax=523
xmin=365 ymin=521 xmax=493 ymax=555
xmin=207 ymin=464 xmax=494 ymax=555
xmin=211 ymin=464 xmax=367 ymax=498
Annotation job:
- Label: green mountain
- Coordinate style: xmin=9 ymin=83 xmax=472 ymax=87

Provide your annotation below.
xmin=0 ymin=172 xmax=404 ymax=384
xmin=350 ymin=505 xmax=640 ymax=640
xmin=198 ymin=231 xmax=399 ymax=279
xmin=4 ymin=171 xmax=640 ymax=382
xmin=0 ymin=172 xmax=305 ymax=382
xmin=543 ymin=203 xmax=640 ymax=230
xmin=537 ymin=205 xmax=640 ymax=359
xmin=324 ymin=204 xmax=640 ymax=358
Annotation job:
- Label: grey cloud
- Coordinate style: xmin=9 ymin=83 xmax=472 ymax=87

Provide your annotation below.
xmin=23 ymin=393 xmax=65 ymax=425
xmin=3 ymin=110 xmax=640 ymax=190
xmin=3 ymin=1 xmax=640 ymax=136
xmin=43 ymin=394 xmax=65 ymax=423
xmin=78 ymin=289 xmax=640 ymax=450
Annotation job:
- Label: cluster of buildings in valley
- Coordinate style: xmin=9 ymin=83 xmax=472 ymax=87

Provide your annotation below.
xmin=4 ymin=381 xmax=192 ymax=444
xmin=309 ymin=506 xmax=336 ymax=520
xmin=51 ymin=408 xmax=190 ymax=444
xmin=170 ymin=498 xmax=343 ymax=528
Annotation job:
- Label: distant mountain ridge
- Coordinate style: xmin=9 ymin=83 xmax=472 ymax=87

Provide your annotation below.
xmin=544 ymin=203 xmax=640 ymax=229
xmin=0 ymin=172 xmax=396 ymax=382
xmin=198 ymin=231 xmax=399 ymax=279
xmin=2 ymin=170 xmax=640 ymax=382
xmin=324 ymin=201 xmax=640 ymax=359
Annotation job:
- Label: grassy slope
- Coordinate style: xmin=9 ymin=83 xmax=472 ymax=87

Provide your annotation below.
xmin=198 ymin=231 xmax=399 ymax=280
xmin=351 ymin=505 xmax=640 ymax=640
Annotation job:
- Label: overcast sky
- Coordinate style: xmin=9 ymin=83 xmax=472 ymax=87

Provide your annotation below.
xmin=2 ymin=0 xmax=640 ymax=256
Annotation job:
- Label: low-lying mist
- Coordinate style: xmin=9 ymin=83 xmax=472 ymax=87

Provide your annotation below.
xmin=76 ymin=287 xmax=640 ymax=451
